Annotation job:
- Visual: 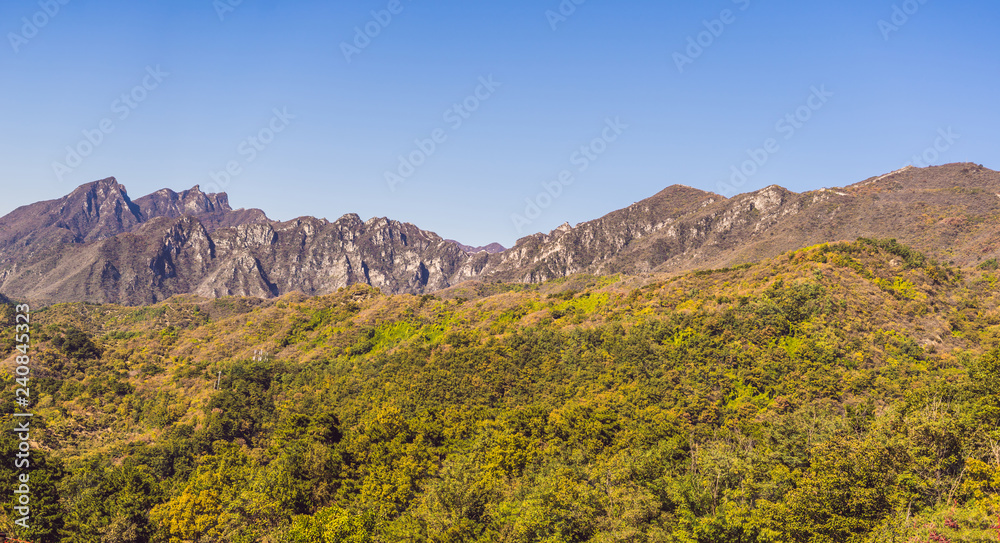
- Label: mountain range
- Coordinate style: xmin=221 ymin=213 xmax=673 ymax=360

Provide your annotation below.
xmin=1 ymin=162 xmax=997 ymax=305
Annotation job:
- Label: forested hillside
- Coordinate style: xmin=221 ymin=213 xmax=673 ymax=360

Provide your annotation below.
xmin=2 ymin=239 xmax=1000 ymax=542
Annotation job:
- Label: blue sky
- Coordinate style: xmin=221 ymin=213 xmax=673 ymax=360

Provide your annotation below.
xmin=1 ymin=0 xmax=998 ymax=247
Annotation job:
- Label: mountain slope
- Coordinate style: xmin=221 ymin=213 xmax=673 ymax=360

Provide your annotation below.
xmin=480 ymin=163 xmax=1000 ymax=281
xmin=1 ymin=163 xmax=998 ymax=305
xmin=444 ymin=240 xmax=507 ymax=254
xmin=2 ymin=240 xmax=998 ymax=541
xmin=0 ymin=212 xmax=473 ymax=305
xmin=133 ymin=185 xmax=268 ymax=231
xmin=0 ymin=177 xmax=143 ymax=266
xmin=0 ymin=178 xmax=268 ymax=265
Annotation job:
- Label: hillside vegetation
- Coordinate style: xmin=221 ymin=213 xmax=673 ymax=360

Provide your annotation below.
xmin=2 ymin=239 xmax=1000 ymax=542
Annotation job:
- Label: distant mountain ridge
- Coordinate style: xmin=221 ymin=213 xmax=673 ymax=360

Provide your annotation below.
xmin=1 ymin=163 xmax=999 ymax=305
xmin=133 ymin=184 xmax=269 ymax=231
xmin=0 ymin=178 xmax=268 ymax=265
xmin=445 ymin=240 xmax=507 ymax=254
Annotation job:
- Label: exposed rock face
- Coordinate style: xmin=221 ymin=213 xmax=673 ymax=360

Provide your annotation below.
xmin=0 ymin=178 xmax=141 ymax=266
xmin=477 ymin=164 xmax=1000 ymax=281
xmin=0 ymin=178 xmax=267 ymax=265
xmin=479 ymin=184 xmax=720 ymax=282
xmin=2 ymin=163 xmax=999 ymax=305
xmin=445 ymin=240 xmax=507 ymax=254
xmin=0 ymin=206 xmax=473 ymax=305
xmin=133 ymin=185 xmax=269 ymax=231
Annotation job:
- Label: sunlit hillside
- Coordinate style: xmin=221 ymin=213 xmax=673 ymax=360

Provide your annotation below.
xmin=2 ymin=239 xmax=1000 ymax=542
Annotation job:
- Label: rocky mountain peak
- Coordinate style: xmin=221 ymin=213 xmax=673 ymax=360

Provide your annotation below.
xmin=135 ymin=185 xmax=228 ymax=217
xmin=0 ymin=177 xmax=143 ymax=254
xmin=446 ymin=240 xmax=507 ymax=254
xmin=2 ymin=164 xmax=999 ymax=305
xmin=334 ymin=214 xmax=363 ymax=229
xmin=0 ymin=177 xmax=268 ymax=269
xmin=132 ymin=184 xmax=266 ymax=232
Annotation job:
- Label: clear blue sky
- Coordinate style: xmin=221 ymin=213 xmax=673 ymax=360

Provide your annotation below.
xmin=2 ymin=0 xmax=998 ymax=247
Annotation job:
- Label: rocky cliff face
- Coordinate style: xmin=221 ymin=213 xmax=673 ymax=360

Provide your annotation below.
xmin=445 ymin=240 xmax=507 ymax=254
xmin=476 ymin=163 xmax=1000 ymax=282
xmin=133 ymin=185 xmax=268 ymax=231
xmin=0 ymin=178 xmax=267 ymax=264
xmin=0 ymin=178 xmax=141 ymax=266
xmin=2 ymin=163 xmax=999 ymax=305
xmin=0 ymin=204 xmax=474 ymax=305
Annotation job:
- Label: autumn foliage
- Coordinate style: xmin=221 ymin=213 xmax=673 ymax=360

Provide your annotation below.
xmin=1 ymin=239 xmax=999 ymax=542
